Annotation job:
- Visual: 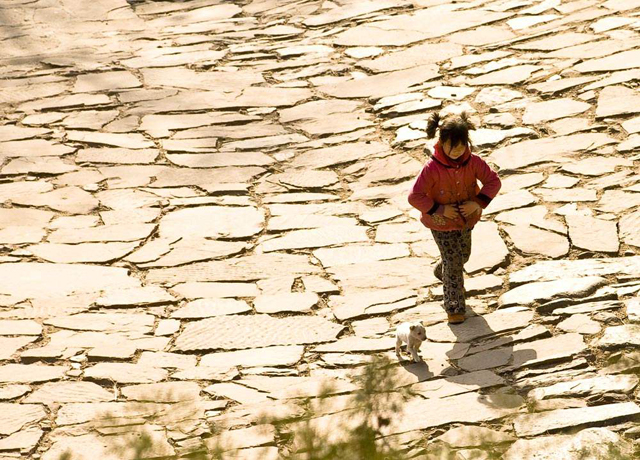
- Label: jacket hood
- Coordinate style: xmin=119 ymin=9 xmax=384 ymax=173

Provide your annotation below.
xmin=433 ymin=141 xmax=471 ymax=168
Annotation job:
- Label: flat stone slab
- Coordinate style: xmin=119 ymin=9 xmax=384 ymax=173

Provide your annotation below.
xmin=594 ymin=324 xmax=640 ymax=349
xmin=499 ymin=277 xmax=606 ymax=307
xmin=489 ymin=133 xmax=616 ymax=170
xmin=391 ymin=390 xmax=520 ymax=434
xmin=0 ymin=403 xmax=47 ymax=436
xmin=121 ymin=382 xmax=201 ymax=403
xmin=504 ymin=428 xmax=633 ymax=460
xmin=253 ymin=293 xmax=319 ymax=314
xmin=556 ymin=314 xmax=601 ymax=334
xmin=24 ymin=382 xmax=114 ymax=405
xmin=529 ymin=374 xmax=638 ymax=401
xmin=509 ymin=257 xmax=640 ymax=284
xmin=173 ymin=314 xmax=344 ymax=351
xmin=84 ymin=363 xmax=168 ymax=384
xmin=201 ymin=346 xmax=304 ymax=368
xmin=513 ymin=402 xmax=640 ymax=437
xmin=523 ymin=98 xmax=590 ymax=124
xmin=171 ymin=299 xmax=252 ymax=318
xmin=465 ymin=222 xmax=509 ymax=274
xmin=565 ymin=214 xmax=619 ymax=253
xmin=0 ymin=364 xmax=69 ymax=383
xmin=435 ymin=425 xmax=515 ymax=447
xmin=503 ymin=225 xmax=569 ymax=258
xmin=0 ymin=263 xmax=139 ymax=301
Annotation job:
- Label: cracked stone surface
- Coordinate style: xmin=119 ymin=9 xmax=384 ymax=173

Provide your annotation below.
xmin=1 ymin=0 xmax=640 ymax=457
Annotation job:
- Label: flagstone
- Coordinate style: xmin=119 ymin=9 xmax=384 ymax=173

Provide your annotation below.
xmin=313 ymin=244 xmax=410 ymax=268
xmin=0 ymin=262 xmax=139 ymax=300
xmin=529 ymin=374 xmax=638 ymax=401
xmin=556 ymin=314 xmax=601 ymax=334
xmin=253 ymin=293 xmax=319 ymax=314
xmin=137 ymin=239 xmax=247 ymax=268
xmin=0 ymin=426 xmax=43 ymax=451
xmin=174 ymin=314 xmax=344 ymax=352
xmin=595 ymin=85 xmax=640 ymax=118
xmin=504 ymin=428 xmax=633 ymax=460
xmin=13 ymin=186 xmax=99 ymax=214
xmin=0 ymin=386 xmax=30 ymax=401
xmin=522 ymin=98 xmax=591 ymax=124
xmin=24 ymin=382 xmax=114 ymax=405
xmin=28 ymin=242 xmax=138 ymax=263
xmin=157 ymin=206 xmax=263 ymax=240
xmin=0 ymin=139 xmax=76 ymax=158
xmin=76 ymin=148 xmax=159 ymax=164
xmin=565 ymin=214 xmax=619 ymax=253
xmin=513 ymin=402 xmax=640 ymax=437
xmin=575 ymin=48 xmax=640 ymax=73
xmin=170 ymin=282 xmax=260 ymax=300
xmin=84 ymin=363 xmax=168 ymax=384
xmin=320 ymin=64 xmax=439 ymax=99
xmin=260 ymin=225 xmax=369 ymax=252
xmin=333 ymin=7 xmax=510 ymax=46
xmin=595 ymin=324 xmax=640 ymax=349
xmin=391 ymin=390 xmax=520 ymax=434
xmin=146 ymin=253 xmax=321 ymax=285
xmin=534 ymin=188 xmax=597 ymax=203
xmin=0 ymin=364 xmax=69 ymax=384
xmin=201 ymin=346 xmax=304 ymax=368
xmin=561 ymin=156 xmax=633 ymax=176
xmin=121 ymin=381 xmax=201 ymax=403
xmin=435 ymin=424 xmax=515 ymax=448
xmin=358 ymin=43 xmax=463 ymax=74
xmin=597 ymin=190 xmax=640 ymax=213
xmin=204 ymin=382 xmax=270 ymax=405
xmin=171 ymin=299 xmax=252 ymax=318
xmin=483 ymin=189 xmax=538 ymax=215
xmin=0 ymin=337 xmax=37 ymax=360
xmin=465 ymin=222 xmax=508 ymax=274
xmin=500 ymin=277 xmax=606 ymax=307
xmin=489 ymin=133 xmax=616 ymax=170
xmin=73 ymin=71 xmax=141 ymax=93
xmin=328 ymin=257 xmax=438 ymax=291
xmin=504 ymin=225 xmax=569 ymax=258
xmin=621 ymin=210 xmax=640 ymax=248
xmin=0 ymin=404 xmax=46 ymax=436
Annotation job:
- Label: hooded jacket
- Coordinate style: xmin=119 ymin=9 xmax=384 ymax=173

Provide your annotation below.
xmin=408 ymin=141 xmax=501 ymax=231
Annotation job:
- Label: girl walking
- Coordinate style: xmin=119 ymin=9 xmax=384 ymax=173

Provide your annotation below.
xmin=408 ymin=111 xmax=501 ymax=324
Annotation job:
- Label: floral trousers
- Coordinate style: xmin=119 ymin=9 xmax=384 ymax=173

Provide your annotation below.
xmin=430 ymin=228 xmax=472 ymax=315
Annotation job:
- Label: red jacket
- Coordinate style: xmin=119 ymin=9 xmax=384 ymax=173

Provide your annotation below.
xmin=408 ymin=141 xmax=501 ymax=231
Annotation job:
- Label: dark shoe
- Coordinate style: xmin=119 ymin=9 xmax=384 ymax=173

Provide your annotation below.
xmin=434 ymin=261 xmax=443 ymax=282
xmin=447 ymin=313 xmax=465 ymax=324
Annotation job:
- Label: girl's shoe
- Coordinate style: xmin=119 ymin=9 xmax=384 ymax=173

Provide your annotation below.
xmin=434 ymin=261 xmax=443 ymax=281
xmin=447 ymin=313 xmax=465 ymax=324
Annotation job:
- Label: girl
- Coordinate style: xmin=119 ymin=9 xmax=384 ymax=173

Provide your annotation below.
xmin=408 ymin=111 xmax=501 ymax=324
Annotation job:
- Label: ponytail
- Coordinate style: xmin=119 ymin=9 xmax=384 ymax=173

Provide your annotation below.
xmin=460 ymin=110 xmax=476 ymax=131
xmin=426 ymin=112 xmax=441 ymax=139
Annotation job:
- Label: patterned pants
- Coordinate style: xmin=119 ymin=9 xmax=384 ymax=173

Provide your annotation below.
xmin=430 ymin=229 xmax=472 ymax=315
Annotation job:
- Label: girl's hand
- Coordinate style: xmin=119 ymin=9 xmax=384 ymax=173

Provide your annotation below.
xmin=459 ymin=201 xmax=481 ymax=217
xmin=443 ymin=204 xmax=460 ymax=220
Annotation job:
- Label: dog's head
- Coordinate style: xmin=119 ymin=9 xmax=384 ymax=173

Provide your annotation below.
xmin=409 ymin=322 xmax=426 ymax=341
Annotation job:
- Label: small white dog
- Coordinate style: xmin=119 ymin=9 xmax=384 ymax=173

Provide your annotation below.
xmin=395 ymin=321 xmax=427 ymax=363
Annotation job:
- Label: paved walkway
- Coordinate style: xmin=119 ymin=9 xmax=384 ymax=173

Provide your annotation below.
xmin=1 ymin=0 xmax=640 ymax=458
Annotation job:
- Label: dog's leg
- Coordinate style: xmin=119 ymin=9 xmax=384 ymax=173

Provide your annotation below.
xmin=410 ymin=343 xmax=422 ymax=363
xmin=395 ymin=337 xmax=403 ymax=360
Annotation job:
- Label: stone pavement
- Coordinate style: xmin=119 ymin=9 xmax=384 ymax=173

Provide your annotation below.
xmin=1 ymin=0 xmax=640 ymax=458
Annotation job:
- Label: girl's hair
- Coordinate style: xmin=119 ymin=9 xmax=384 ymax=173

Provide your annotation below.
xmin=426 ymin=111 xmax=476 ymax=148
